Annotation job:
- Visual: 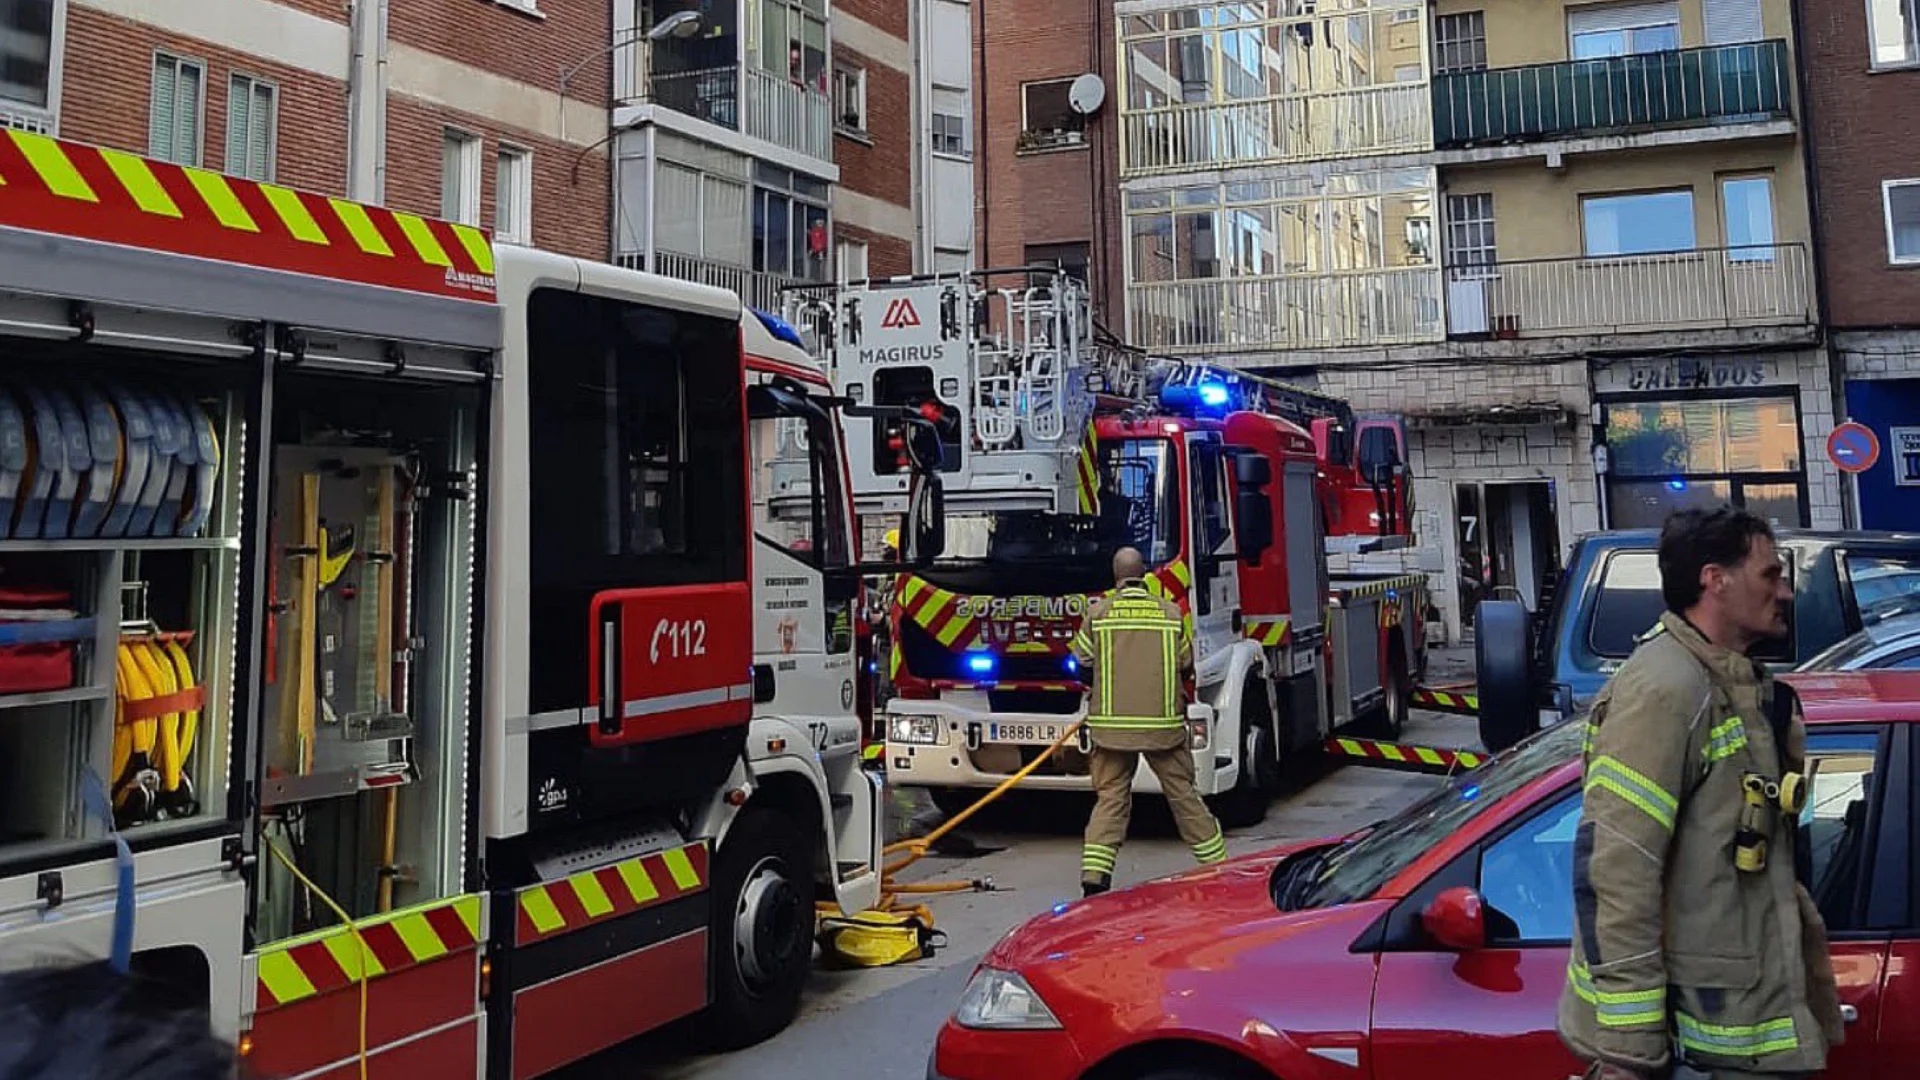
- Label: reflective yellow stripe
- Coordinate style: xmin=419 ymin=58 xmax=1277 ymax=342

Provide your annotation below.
xmin=257 ymin=949 xmax=318 ymax=1004
xmin=1585 ymin=755 xmax=1678 ymax=831
xmin=519 ymin=887 xmax=565 ymax=935
xmin=569 ymin=869 xmax=615 ymax=917
xmin=330 ymin=198 xmax=395 ymax=256
xmin=322 ymin=931 xmax=383 ymax=981
xmin=618 ymin=858 xmax=660 ymax=903
xmin=1336 ymin=738 xmax=1364 ymax=755
xmin=261 ymin=183 xmax=327 ymax=244
xmin=1087 ymin=714 xmax=1185 ymax=729
xmin=99 ymin=148 xmax=178 ymax=216
xmin=184 ymin=168 xmax=259 ymax=231
xmin=935 ymin=615 xmax=972 ymax=647
xmin=1567 ymin=963 xmax=1667 ymax=1028
xmin=1415 ymin=746 xmax=1444 ymax=765
xmin=392 ymin=212 xmax=453 ymax=266
xmin=391 ymin=910 xmax=449 ymax=962
xmin=1380 ymin=744 xmax=1407 ymax=761
xmin=452 ymin=894 xmax=482 ymax=941
xmin=1675 ymin=1012 xmax=1799 ymax=1056
xmin=11 ymin=130 xmax=95 ymax=201
xmin=900 ymin=576 xmax=928 ymax=606
xmin=450 ymin=222 xmax=495 ymax=273
xmin=661 ymin=846 xmax=703 ymax=890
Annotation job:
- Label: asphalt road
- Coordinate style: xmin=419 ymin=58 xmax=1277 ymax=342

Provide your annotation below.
xmin=582 ymin=685 xmax=1484 ymax=1080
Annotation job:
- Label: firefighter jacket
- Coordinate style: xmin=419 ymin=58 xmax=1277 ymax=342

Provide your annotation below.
xmin=1557 ymin=611 xmax=1844 ymax=1076
xmin=1070 ymin=580 xmax=1193 ymax=753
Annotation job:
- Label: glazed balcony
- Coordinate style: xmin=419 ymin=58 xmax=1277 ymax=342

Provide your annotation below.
xmin=1120 ymin=83 xmax=1431 ymax=177
xmin=1128 ymin=267 xmax=1445 ymax=351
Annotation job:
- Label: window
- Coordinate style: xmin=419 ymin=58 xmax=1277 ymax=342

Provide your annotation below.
xmin=1603 ymin=396 xmax=1808 ymax=533
xmin=753 ymin=163 xmax=830 ymax=279
xmin=1481 ymin=793 xmax=1581 ymax=942
xmin=835 ymin=238 xmax=868 ymax=282
xmin=932 ymin=85 xmax=968 ymax=156
xmin=496 ymin=146 xmax=532 ymax=245
xmin=523 ymin=288 xmax=746 ymax=713
xmin=1434 ymin=11 xmax=1487 ymax=73
xmin=440 ymin=129 xmax=481 ymax=226
xmin=1393 ymin=64 xmax=1424 ymax=82
xmin=833 ymin=65 xmax=865 ymax=131
xmin=1582 ymin=190 xmax=1694 ymax=256
xmin=1025 ymin=241 xmax=1090 ymax=284
xmin=1720 ymin=174 xmax=1775 ymax=261
xmin=1586 ymin=551 xmax=1664 ymax=658
xmin=1868 ymin=0 xmax=1920 ymax=66
xmin=1846 ymin=554 xmax=1920 ymax=619
xmin=758 ymin=0 xmax=828 ymax=95
xmin=1568 ymin=1 xmax=1681 ymax=57
xmin=149 ymin=52 xmax=204 ymax=166
xmin=1883 ymin=179 xmax=1920 ymax=264
xmin=1799 ymin=732 xmax=1883 ymax=931
xmin=1189 ymin=438 xmax=1236 ymax=562
xmin=1446 ymin=192 xmax=1498 ymax=270
xmin=0 ymin=0 xmax=58 ymax=121
xmin=1098 ymin=438 xmax=1182 ymax=568
xmin=749 ymin=385 xmax=850 ymax=571
xmin=1019 ymin=78 xmax=1084 ymax=150
xmin=224 ymin=73 xmax=276 ymax=181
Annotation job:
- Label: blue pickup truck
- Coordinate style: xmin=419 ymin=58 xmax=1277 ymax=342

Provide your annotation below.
xmin=1472 ymin=529 xmax=1920 ymax=751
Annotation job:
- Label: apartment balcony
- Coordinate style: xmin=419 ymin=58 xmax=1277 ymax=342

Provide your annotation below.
xmin=1443 ymin=244 xmax=1813 ymax=339
xmin=1433 ymin=41 xmax=1792 ymax=150
xmin=632 ymin=65 xmax=741 ymax=130
xmin=744 ymin=67 xmax=832 ymax=163
xmin=1128 ymin=267 xmax=1445 ymax=352
xmin=1120 ymin=84 xmax=1430 ymax=178
xmin=620 ymin=249 xmax=817 ymax=315
xmin=0 ymin=100 xmax=53 ymax=134
xmin=615 ymin=47 xmax=831 ymax=164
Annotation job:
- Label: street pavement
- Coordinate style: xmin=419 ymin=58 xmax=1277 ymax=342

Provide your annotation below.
xmin=584 ymin=651 xmax=1483 ymax=1079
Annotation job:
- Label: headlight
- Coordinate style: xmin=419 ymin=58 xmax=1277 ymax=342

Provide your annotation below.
xmin=890 ymin=714 xmax=939 ymax=745
xmin=954 ymin=967 xmax=1061 ymax=1030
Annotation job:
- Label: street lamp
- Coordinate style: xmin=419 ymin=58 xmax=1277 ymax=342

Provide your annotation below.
xmin=557 ymin=9 xmax=707 ymax=123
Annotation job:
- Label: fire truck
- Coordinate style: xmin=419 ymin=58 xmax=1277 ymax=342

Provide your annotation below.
xmin=790 ymin=270 xmax=1429 ymax=828
xmin=0 ymin=133 xmax=940 ymax=1077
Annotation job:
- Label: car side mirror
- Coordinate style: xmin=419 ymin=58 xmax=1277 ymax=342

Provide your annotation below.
xmin=1235 ymin=489 xmax=1272 ymax=563
xmin=1421 ymin=886 xmax=1487 ymax=951
xmin=1233 ymin=452 xmax=1272 ymax=490
xmin=904 ymin=473 xmax=945 ymax=568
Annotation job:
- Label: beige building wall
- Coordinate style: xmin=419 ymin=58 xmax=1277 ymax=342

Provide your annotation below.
xmin=1431 ymin=0 xmax=1797 ymax=67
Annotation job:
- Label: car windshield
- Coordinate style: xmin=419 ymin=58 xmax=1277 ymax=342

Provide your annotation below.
xmin=1282 ymin=721 xmax=1584 ymax=909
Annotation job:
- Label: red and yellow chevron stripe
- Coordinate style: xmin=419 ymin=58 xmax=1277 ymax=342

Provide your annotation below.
xmin=1325 ymin=736 xmax=1485 ymax=773
xmin=1412 ymin=686 xmax=1479 ymax=715
xmin=253 ymin=893 xmax=482 ymax=1011
xmin=1243 ymin=615 xmax=1291 ymax=647
xmin=896 ymin=575 xmax=979 ymax=650
xmin=1074 ymin=421 xmax=1101 ymax=516
xmin=0 ymin=130 xmax=495 ymax=303
xmin=515 ymin=841 xmax=710 ymax=946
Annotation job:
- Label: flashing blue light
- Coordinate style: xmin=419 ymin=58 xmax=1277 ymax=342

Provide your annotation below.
xmin=750 ymin=308 xmax=810 ymax=350
xmin=1198 ymin=381 xmax=1230 ymax=407
xmin=1052 ymin=902 xmax=1072 ymax=916
xmin=1064 ymin=655 xmax=1079 ymax=675
xmin=967 ymin=654 xmax=998 ymax=676
xmin=1460 ymin=784 xmax=1481 ymax=802
xmin=1667 ymin=479 xmax=1688 ymax=491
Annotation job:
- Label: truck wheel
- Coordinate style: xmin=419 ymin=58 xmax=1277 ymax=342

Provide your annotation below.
xmin=1209 ymin=677 xmax=1275 ymax=829
xmin=689 ymin=806 xmax=817 ymax=1051
xmin=1475 ymin=599 xmax=1537 ymax=755
xmin=1370 ymin=642 xmax=1411 ymax=741
xmin=929 ymin=786 xmax=984 ymax=821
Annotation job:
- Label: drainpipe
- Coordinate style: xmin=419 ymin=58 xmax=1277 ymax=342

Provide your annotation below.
xmin=976 ymin=0 xmax=988 ymax=269
xmin=346 ymin=0 xmax=391 ymax=204
xmin=1786 ymin=0 xmax=1852 ymax=526
xmin=909 ymin=0 xmax=930 ymax=272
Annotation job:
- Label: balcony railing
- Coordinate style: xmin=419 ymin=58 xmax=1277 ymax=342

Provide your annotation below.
xmin=744 ymin=67 xmax=832 ymax=162
xmin=1443 ymin=244 xmax=1812 ymax=338
xmin=1433 ymin=40 xmax=1792 ymax=149
xmin=634 ymin=65 xmax=741 ymax=131
xmin=1121 ymin=83 xmax=1430 ymax=177
xmin=619 ymin=249 xmax=817 ymax=314
xmin=0 ymin=100 xmax=53 ymax=134
xmin=1128 ymin=267 xmax=1445 ymax=351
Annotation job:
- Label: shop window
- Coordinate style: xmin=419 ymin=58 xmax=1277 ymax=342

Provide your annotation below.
xmin=1582 ymin=189 xmax=1694 ymax=257
xmin=1601 ymin=395 xmax=1807 ymax=532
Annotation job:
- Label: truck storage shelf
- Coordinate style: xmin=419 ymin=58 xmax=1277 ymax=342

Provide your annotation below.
xmin=0 ymin=537 xmax=241 ymax=553
xmin=0 ymin=684 xmax=111 ymax=712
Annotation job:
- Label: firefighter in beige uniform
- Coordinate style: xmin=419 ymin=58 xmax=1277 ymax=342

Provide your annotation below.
xmin=1560 ymin=509 xmax=1843 ymax=1080
xmin=1071 ymin=547 xmax=1227 ymax=897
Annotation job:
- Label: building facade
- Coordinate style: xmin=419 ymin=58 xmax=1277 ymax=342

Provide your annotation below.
xmin=1801 ymin=0 xmax=1920 ymax=531
xmin=4 ymin=0 xmax=616 ymax=259
xmin=1111 ymin=0 xmax=1838 ymax=642
xmin=611 ymin=0 xmax=970 ymax=313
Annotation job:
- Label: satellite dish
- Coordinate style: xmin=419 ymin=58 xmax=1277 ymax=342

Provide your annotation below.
xmin=1068 ymin=73 xmax=1107 ymax=116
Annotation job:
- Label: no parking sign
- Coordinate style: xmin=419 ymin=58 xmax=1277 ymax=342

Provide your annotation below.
xmin=1827 ymin=422 xmax=1880 ymax=475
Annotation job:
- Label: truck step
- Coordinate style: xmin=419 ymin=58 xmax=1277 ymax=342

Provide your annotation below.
xmin=1324 ymin=736 xmax=1485 ymax=774
xmin=837 ymin=861 xmax=868 ymax=883
xmin=1411 ymin=685 xmax=1479 ymax=717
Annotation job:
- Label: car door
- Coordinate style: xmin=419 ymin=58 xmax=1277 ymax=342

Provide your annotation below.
xmin=1369 ymin=726 xmax=1902 ymax=1080
xmin=1844 ymin=721 xmax=1916 ymax=1078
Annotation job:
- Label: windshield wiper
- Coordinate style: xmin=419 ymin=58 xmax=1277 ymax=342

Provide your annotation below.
xmin=1272 ymin=843 xmax=1342 ymax=912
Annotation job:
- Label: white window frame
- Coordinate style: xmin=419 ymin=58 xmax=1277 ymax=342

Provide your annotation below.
xmin=149 ymin=50 xmax=206 ymax=167
xmin=835 ymin=238 xmax=868 ymax=282
xmin=1446 ymin=191 xmax=1498 ymax=275
xmin=1867 ymin=0 xmax=1920 ymax=68
xmin=225 ymin=72 xmax=278 ymax=182
xmin=0 ymin=0 xmax=68 ymax=133
xmin=496 ymin=144 xmax=533 ymax=245
xmin=931 ymin=83 xmax=970 ymax=159
xmin=441 ymin=128 xmax=482 ymax=226
xmin=1718 ymin=172 xmax=1775 ymax=262
xmin=833 ymin=64 xmax=866 ymax=133
xmin=487 ymin=0 xmax=540 ymax=14
xmin=1434 ymin=11 xmax=1487 ymax=73
xmin=1883 ymin=178 xmax=1920 ymax=265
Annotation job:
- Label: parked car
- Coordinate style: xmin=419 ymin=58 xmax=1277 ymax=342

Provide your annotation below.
xmin=1474 ymin=530 xmax=1920 ymax=752
xmin=930 ymin=671 xmax=1919 ymax=1080
xmin=1798 ymin=603 xmax=1920 ymax=671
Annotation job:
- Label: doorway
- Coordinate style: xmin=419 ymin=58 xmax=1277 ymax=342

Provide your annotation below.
xmin=1455 ymin=480 xmax=1560 ymax=615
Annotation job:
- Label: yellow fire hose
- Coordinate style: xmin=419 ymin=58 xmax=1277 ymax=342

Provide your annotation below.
xmin=821 ymin=719 xmax=1086 ymax=927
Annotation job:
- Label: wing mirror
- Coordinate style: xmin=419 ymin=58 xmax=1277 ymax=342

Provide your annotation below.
xmin=902 ymin=472 xmax=945 ymax=568
xmin=1420 ymin=886 xmax=1487 ymax=951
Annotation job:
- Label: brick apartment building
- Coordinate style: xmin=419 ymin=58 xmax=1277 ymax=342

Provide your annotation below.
xmin=5 ymin=0 xmax=615 ymax=259
xmin=1801 ymin=0 xmax=1920 ymax=531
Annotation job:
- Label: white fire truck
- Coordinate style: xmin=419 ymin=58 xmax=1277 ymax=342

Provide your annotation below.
xmin=792 ymin=270 xmax=1430 ymax=827
xmin=0 ymin=132 xmax=938 ymax=1077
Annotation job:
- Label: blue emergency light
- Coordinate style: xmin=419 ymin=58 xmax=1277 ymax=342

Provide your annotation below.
xmin=1198 ymin=381 xmax=1230 ymax=407
xmin=1064 ymin=655 xmax=1079 ymax=676
xmin=751 ymin=308 xmax=810 ymax=351
xmin=966 ymin=653 xmax=998 ymax=676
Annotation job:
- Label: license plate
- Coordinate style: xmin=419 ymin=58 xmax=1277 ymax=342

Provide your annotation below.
xmin=988 ymin=722 xmax=1062 ymax=745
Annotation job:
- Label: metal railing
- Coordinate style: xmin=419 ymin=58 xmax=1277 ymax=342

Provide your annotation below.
xmin=1433 ymin=40 xmax=1792 ymax=148
xmin=1442 ymin=243 xmax=1813 ymax=338
xmin=1127 ymin=267 xmax=1445 ymax=351
xmin=631 ymin=65 xmax=740 ymax=130
xmin=1120 ymin=83 xmax=1430 ymax=177
xmin=0 ymin=101 xmax=52 ymax=134
xmin=744 ymin=67 xmax=832 ymax=162
xmin=618 ymin=249 xmax=817 ymax=314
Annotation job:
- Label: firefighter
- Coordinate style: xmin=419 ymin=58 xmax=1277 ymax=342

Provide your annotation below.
xmin=1071 ymin=546 xmax=1226 ymax=897
xmin=1559 ymin=508 xmax=1843 ymax=1080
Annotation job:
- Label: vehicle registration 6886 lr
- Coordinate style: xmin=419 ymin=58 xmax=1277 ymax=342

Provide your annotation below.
xmin=988 ymin=721 xmax=1062 ymax=744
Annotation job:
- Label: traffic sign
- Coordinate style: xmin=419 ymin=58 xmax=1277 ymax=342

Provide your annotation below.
xmin=1827 ymin=422 xmax=1881 ymax=475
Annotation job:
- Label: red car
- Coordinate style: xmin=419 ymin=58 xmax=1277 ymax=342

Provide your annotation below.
xmin=931 ymin=671 xmax=1920 ymax=1080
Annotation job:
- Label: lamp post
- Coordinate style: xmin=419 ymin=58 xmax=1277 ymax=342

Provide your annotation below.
xmin=557 ymin=9 xmax=705 ymax=139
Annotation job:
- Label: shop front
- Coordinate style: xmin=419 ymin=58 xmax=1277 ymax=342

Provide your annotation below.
xmin=1592 ymin=352 xmax=1840 ymax=531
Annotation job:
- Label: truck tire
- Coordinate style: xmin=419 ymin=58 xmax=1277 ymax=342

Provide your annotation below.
xmin=929 ymin=786 xmax=985 ymax=821
xmin=688 ymin=805 xmax=817 ymax=1051
xmin=1370 ymin=641 xmax=1411 ymax=741
xmin=1208 ymin=676 xmax=1276 ymax=830
xmin=1475 ymin=599 xmax=1537 ymax=755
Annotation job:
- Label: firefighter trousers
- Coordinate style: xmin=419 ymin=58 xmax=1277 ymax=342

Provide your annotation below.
xmin=1081 ymin=741 xmax=1226 ymax=886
